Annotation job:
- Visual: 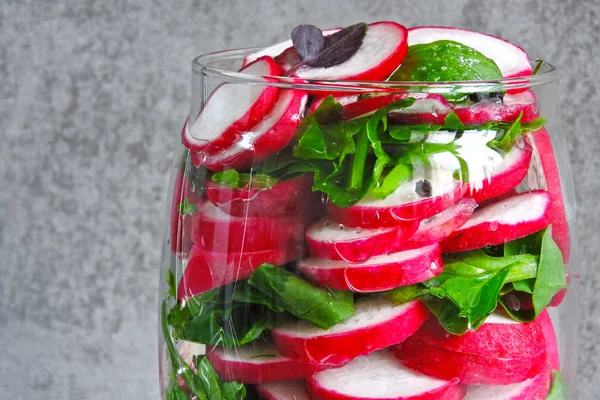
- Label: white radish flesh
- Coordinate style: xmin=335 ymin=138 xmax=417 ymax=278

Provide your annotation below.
xmin=305 ymin=216 xmax=419 ymax=262
xmin=206 ymin=341 xmax=327 ymax=383
xmin=307 ymin=350 xmax=466 ymax=400
xmin=272 ymin=297 xmax=429 ymax=365
xmin=183 ymin=57 xmax=280 ymax=161
xmin=294 ymin=22 xmax=408 ymax=81
xmin=441 ymin=190 xmax=551 ymax=252
xmin=299 ymin=244 xmax=443 ymax=292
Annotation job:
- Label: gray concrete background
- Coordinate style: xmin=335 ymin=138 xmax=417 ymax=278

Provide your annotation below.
xmin=0 ymin=0 xmax=598 ymax=398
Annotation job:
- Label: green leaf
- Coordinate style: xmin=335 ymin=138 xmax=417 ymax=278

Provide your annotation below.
xmin=211 ymin=169 xmax=239 ymax=189
xmin=546 ymin=371 xmax=566 ymax=400
xmin=532 ymin=228 xmax=568 ymax=314
xmin=420 ymin=295 xmax=469 ymax=335
xmin=178 ymin=199 xmax=198 ymax=216
xmin=369 ymin=161 xmax=412 ymax=199
xmin=532 ymin=59 xmax=545 ymax=75
xmin=166 ymin=269 xmax=177 ymax=298
xmin=384 ymin=284 xmax=429 ymax=304
xmin=248 ymin=264 xmax=354 ymax=329
xmin=194 ymin=356 xmax=224 ymax=400
xmin=390 ymin=41 xmax=502 ymax=100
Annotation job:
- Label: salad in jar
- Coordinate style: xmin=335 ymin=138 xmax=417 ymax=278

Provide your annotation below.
xmin=160 ymin=21 xmax=572 ymax=400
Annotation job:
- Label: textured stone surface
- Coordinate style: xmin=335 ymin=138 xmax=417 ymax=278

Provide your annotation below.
xmin=0 ymin=0 xmax=598 ymax=398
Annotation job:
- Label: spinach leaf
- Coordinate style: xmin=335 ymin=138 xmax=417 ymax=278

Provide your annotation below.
xmin=161 ymin=300 xmax=246 ymax=400
xmin=248 ymin=264 xmax=354 ymax=329
xmin=546 ymin=371 xmax=566 ymax=400
xmin=390 ymin=41 xmax=502 ymax=100
xmin=385 ymin=229 xmax=566 ymax=334
xmin=168 ymin=286 xmax=282 ymax=347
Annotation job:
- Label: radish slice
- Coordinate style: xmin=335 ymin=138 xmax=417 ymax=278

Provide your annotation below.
xmin=183 ymin=57 xmax=281 ymax=161
xmin=327 ymin=168 xmax=465 ymax=228
xmin=242 ymin=29 xmax=342 ymax=68
xmin=205 ymin=175 xmax=317 ymax=218
xmin=404 ymin=198 xmax=477 ymax=249
xmin=526 ymin=128 xmax=571 ymax=263
xmin=441 ymin=190 xmax=551 ymax=253
xmin=170 ymin=170 xmax=198 ymax=256
xmin=293 ymin=22 xmax=408 ymax=81
xmin=177 ymin=245 xmax=303 ymax=299
xmin=454 ymin=91 xmax=540 ymax=125
xmin=257 ymin=379 xmax=310 ymax=400
xmin=408 ymin=26 xmax=532 ymax=78
xmin=347 ymin=93 xmax=451 ymax=123
xmin=394 ymin=313 xmax=548 ymax=385
xmin=538 ymin=310 xmax=560 ymax=371
xmin=191 ymin=201 xmax=306 ymax=253
xmin=307 ymin=350 xmax=466 ymax=400
xmin=299 ymin=244 xmax=443 ymax=292
xmin=206 ymin=341 xmax=328 ymax=384
xmin=468 ymin=143 xmax=532 ymax=203
xmin=272 ymin=297 xmax=429 ymax=365
xmin=464 ymin=368 xmax=552 ymax=400
xmin=203 ymin=89 xmax=309 ymax=172
xmin=305 ymin=216 xmax=419 ymax=262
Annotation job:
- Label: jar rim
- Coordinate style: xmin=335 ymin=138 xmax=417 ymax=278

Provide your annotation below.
xmin=192 ymin=47 xmax=557 ymax=94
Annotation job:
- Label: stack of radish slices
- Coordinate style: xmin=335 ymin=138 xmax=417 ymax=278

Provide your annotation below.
xmin=171 ymin=20 xmax=569 ymax=400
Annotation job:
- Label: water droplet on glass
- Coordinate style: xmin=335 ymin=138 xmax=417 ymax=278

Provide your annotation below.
xmin=489 ymin=221 xmax=499 ymax=231
xmin=338 ymin=224 xmax=345 ymax=230
xmin=355 ymin=228 xmax=363 ymax=234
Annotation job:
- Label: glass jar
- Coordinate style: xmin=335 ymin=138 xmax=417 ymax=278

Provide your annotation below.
xmin=158 ymin=49 xmax=578 ymax=400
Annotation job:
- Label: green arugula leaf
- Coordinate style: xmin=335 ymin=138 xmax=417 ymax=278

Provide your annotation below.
xmin=369 ymin=161 xmax=412 ymax=199
xmin=248 ymin=264 xmax=354 ymax=329
xmin=178 ymin=199 xmax=198 ymax=216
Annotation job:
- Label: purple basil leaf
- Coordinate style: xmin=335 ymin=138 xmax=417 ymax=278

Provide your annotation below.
xmin=307 ymin=22 xmax=367 ymax=68
xmin=291 ymin=24 xmax=326 ymax=62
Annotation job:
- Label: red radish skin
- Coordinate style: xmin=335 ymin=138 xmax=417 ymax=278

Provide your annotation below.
xmin=191 ymin=202 xmax=306 ymax=253
xmin=305 ymin=216 xmax=420 ymax=262
xmin=298 ymin=244 xmax=443 ymax=292
xmin=404 ymin=198 xmax=477 ymax=249
xmin=441 ymin=190 xmax=551 ymax=253
xmin=408 ymin=26 xmax=532 ymax=78
xmin=257 ymin=379 xmax=311 ymax=400
xmin=463 ymin=368 xmax=552 ymax=400
xmin=170 ymin=170 xmax=196 ymax=256
xmin=272 ymin=297 xmax=429 ymax=365
xmin=307 ymin=350 xmax=466 ymax=400
xmin=538 ymin=310 xmax=560 ymax=371
xmin=526 ymin=128 xmax=571 ymax=263
xmin=203 ymin=89 xmax=309 ymax=172
xmin=205 ymin=175 xmax=316 ymax=218
xmin=206 ymin=341 xmax=328 ymax=384
xmin=454 ymin=91 xmax=540 ymax=125
xmin=468 ymin=144 xmax=532 ymax=203
xmin=183 ymin=57 xmax=281 ymax=163
xmin=327 ymin=169 xmax=466 ymax=228
xmin=394 ymin=313 xmax=548 ymax=385
xmin=177 ymin=245 xmax=303 ymax=299
xmin=293 ymin=22 xmax=408 ymax=81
